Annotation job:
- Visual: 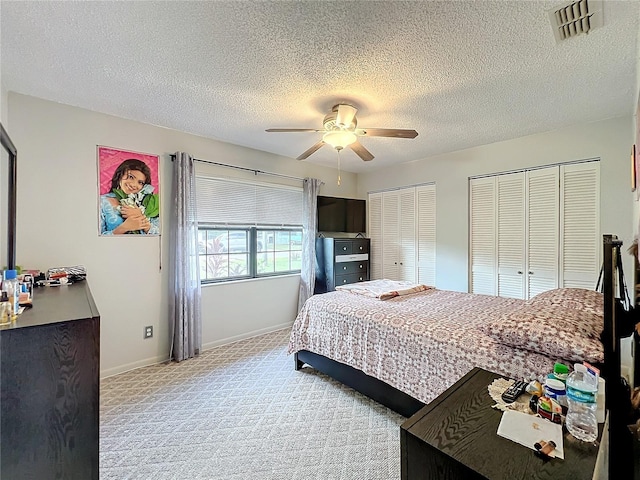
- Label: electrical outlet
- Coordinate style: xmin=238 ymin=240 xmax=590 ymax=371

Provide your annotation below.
xmin=144 ymin=326 xmax=153 ymax=339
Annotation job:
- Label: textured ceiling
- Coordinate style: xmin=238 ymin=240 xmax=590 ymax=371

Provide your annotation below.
xmin=1 ymin=1 xmax=639 ymax=173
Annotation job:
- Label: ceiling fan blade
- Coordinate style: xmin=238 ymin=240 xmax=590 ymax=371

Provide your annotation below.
xmin=335 ymin=104 xmax=357 ymax=128
xmin=358 ymin=128 xmax=418 ymax=138
xmin=297 ymin=140 xmax=326 ymax=160
xmin=349 ymin=141 xmax=374 ymax=162
xmin=266 ymin=128 xmax=323 ymax=133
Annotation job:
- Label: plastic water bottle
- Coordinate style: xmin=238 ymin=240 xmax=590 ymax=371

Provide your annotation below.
xmin=2 ymin=269 xmax=19 ymax=320
xmin=565 ymin=363 xmax=598 ymax=442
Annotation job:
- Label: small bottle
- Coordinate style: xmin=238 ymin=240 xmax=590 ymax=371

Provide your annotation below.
xmin=544 ymin=377 xmax=567 ymax=409
xmin=565 ymin=364 xmax=598 ymax=442
xmin=2 ymin=269 xmax=19 ymax=320
xmin=0 ymin=291 xmax=10 ymax=325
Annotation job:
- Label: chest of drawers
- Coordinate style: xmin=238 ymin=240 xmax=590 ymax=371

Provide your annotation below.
xmin=314 ymin=237 xmax=370 ymax=293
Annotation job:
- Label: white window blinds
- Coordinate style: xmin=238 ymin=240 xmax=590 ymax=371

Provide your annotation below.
xmin=196 ymin=177 xmax=303 ymax=226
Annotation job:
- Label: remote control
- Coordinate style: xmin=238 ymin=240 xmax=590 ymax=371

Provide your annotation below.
xmin=501 ymin=380 xmax=528 ymax=403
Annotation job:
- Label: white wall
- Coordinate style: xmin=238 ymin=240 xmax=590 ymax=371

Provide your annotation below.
xmin=7 ymin=92 xmax=358 ymax=377
xmin=358 ymin=116 xmax=635 ymax=293
xmin=1 ymin=85 xmax=7 ymax=125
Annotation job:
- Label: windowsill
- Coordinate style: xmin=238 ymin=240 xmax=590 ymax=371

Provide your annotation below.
xmin=201 ymin=273 xmax=300 ymax=287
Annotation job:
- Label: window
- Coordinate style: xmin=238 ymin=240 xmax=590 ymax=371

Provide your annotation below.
xmin=196 ymin=176 xmax=303 ymax=283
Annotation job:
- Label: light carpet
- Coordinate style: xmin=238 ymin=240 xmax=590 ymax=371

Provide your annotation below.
xmin=100 ymin=328 xmax=405 ymax=479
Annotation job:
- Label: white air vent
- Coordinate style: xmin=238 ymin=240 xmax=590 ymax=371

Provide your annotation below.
xmin=548 ymin=0 xmax=603 ymax=42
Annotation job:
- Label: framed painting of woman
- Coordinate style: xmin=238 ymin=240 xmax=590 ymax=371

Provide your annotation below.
xmin=97 ymin=146 xmax=160 ymax=236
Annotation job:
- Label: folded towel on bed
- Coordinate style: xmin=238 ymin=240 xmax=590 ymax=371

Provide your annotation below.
xmin=335 ymin=279 xmax=433 ymax=300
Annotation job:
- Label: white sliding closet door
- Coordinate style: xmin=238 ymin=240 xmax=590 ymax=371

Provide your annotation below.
xmin=382 ymin=191 xmax=401 ymax=280
xmin=398 ymin=188 xmax=417 ymax=282
xmin=369 ymin=185 xmax=434 ymax=284
xmin=469 ymin=177 xmax=496 ymax=295
xmin=469 ymin=161 xmax=600 ymax=299
xmin=560 ymin=162 xmax=600 ymax=288
xmin=417 ymin=185 xmax=436 ymax=286
xmin=497 ymin=172 xmax=526 ymax=299
xmin=526 ymin=167 xmax=559 ymax=298
xmin=368 ymin=192 xmax=383 ymax=280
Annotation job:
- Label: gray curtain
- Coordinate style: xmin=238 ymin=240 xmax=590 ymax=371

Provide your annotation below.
xmin=170 ymin=152 xmax=202 ymax=362
xmin=298 ymin=177 xmax=322 ymax=311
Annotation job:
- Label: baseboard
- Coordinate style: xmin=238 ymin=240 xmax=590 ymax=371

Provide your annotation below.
xmin=100 ymin=321 xmax=294 ymax=379
xmin=201 ymin=322 xmax=293 ymax=350
xmin=101 ymin=354 xmax=170 ymax=379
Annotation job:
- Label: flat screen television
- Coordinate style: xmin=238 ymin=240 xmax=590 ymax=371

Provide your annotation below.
xmin=317 ymin=196 xmax=366 ymax=233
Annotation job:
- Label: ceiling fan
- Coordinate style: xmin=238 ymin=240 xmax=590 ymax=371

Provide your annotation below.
xmin=266 ymin=104 xmax=419 ymax=162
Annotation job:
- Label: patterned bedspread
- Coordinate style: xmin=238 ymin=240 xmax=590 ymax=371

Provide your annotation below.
xmin=288 ymin=289 xmax=576 ymax=404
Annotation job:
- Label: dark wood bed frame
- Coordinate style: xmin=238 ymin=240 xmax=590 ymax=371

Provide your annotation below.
xmin=294 ymin=350 xmax=425 ymax=418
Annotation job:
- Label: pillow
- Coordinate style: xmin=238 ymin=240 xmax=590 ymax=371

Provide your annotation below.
xmin=527 ymin=288 xmax=603 ymax=317
xmin=484 ymin=302 xmax=604 ymax=364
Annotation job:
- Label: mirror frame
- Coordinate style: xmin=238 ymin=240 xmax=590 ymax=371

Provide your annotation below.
xmin=0 ymin=123 xmax=17 ymax=270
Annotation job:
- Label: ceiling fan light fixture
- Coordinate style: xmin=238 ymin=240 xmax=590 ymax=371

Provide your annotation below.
xmin=322 ymin=130 xmax=357 ymax=149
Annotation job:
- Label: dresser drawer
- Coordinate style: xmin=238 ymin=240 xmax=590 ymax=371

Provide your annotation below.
xmin=334 ymin=239 xmax=369 ymax=255
xmin=336 ymin=273 xmax=368 ymax=286
xmin=334 ymin=240 xmax=354 ymax=254
xmin=351 ymin=239 xmax=369 ymax=254
xmin=335 ymin=261 xmax=368 ymax=275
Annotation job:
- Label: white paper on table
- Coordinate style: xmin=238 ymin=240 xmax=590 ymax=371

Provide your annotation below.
xmin=497 ymin=410 xmax=565 ymax=459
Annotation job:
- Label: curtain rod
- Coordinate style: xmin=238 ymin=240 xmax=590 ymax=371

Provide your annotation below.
xmin=171 ymin=154 xmax=305 ymax=182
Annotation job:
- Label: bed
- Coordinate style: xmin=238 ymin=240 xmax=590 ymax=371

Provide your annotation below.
xmin=288 ymin=281 xmax=604 ymax=417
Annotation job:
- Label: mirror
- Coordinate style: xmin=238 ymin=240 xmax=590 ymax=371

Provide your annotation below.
xmin=0 ymin=123 xmax=17 ymax=270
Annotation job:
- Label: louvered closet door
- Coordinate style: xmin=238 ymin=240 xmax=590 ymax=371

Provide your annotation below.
xmin=368 ymin=193 xmax=383 ymax=280
xmin=560 ymin=162 xmax=600 ymax=288
xmin=527 ymin=167 xmax=559 ymax=298
xmin=382 ymin=191 xmax=400 ymax=280
xmin=416 ymin=185 xmax=436 ymax=286
xmin=399 ymin=188 xmax=417 ymax=283
xmin=470 ymin=177 xmax=497 ymax=295
xmin=497 ymin=172 xmax=526 ymax=299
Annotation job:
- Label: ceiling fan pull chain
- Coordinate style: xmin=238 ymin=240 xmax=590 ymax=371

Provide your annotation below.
xmin=337 ymin=149 xmax=342 ymax=186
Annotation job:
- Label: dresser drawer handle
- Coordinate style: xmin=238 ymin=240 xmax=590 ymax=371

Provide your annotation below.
xmin=343 ymin=246 xmax=347 ymax=251
xmin=343 ymin=279 xmax=348 ymax=283
xmin=343 ymin=266 xmax=347 ymax=270
xmin=359 ymin=264 xmax=363 ymax=269
xmin=359 ymin=277 xmax=363 ymax=281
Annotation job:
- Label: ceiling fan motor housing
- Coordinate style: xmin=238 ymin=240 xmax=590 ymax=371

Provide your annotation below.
xmin=323 ymin=111 xmax=357 ymax=132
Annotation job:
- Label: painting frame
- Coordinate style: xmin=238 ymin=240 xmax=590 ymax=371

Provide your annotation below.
xmin=97 ymin=146 xmax=160 ymax=236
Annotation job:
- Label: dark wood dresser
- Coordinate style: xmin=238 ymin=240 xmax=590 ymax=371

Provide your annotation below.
xmin=0 ymin=282 xmax=100 ymax=480
xmin=401 ymin=367 xmax=602 ymax=480
xmin=314 ymin=237 xmax=370 ymax=293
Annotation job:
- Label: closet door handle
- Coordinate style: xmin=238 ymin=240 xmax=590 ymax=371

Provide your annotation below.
xmin=528 ymin=271 xmax=533 ymax=275
xmin=517 ymin=271 xmax=523 ymax=274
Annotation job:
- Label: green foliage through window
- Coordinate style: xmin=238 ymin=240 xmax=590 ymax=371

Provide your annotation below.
xmin=198 ymin=227 xmax=302 ymax=282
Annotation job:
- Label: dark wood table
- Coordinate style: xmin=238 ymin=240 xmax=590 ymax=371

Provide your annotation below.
xmin=400 ymin=367 xmax=602 ymax=480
